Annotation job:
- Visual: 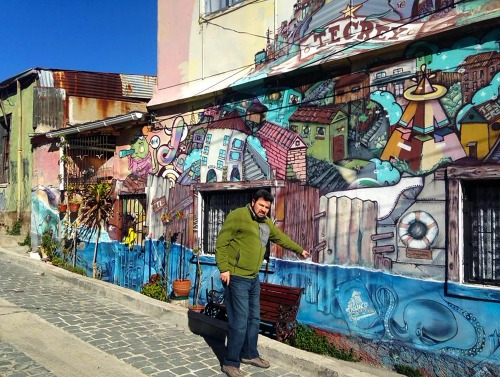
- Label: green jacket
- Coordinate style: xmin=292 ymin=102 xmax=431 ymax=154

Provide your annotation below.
xmin=215 ymin=204 xmax=303 ymax=278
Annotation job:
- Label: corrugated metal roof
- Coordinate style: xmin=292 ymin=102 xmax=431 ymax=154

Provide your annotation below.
xmin=121 ymin=74 xmax=156 ymax=99
xmin=39 ymin=69 xmax=156 ymax=102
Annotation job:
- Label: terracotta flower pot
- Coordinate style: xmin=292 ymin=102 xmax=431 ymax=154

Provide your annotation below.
xmin=58 ymin=203 xmax=68 ymax=212
xmin=188 ymin=305 xmax=205 ymax=313
xmin=69 ymin=202 xmax=80 ymax=213
xmin=172 ymin=279 xmax=191 ymax=297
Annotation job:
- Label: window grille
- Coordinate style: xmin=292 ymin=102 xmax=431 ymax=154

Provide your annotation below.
xmin=463 ymin=180 xmax=500 ymax=286
xmin=202 ymin=189 xmax=257 ymax=254
xmin=0 ymin=115 xmax=10 ymax=184
xmin=120 ymin=194 xmax=147 ymax=249
xmin=65 ymin=135 xmax=116 ymax=186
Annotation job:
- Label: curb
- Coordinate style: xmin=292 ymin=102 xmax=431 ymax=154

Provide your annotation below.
xmin=0 ymin=246 xmax=403 ymax=377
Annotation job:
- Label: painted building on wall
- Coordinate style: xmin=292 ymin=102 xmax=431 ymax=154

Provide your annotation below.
xmin=143 ymin=1 xmax=500 ymax=376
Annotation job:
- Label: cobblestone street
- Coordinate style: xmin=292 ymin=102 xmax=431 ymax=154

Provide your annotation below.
xmin=0 ymin=253 xmax=306 ymax=376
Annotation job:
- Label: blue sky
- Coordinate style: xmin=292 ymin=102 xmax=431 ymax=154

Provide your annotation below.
xmin=0 ymin=0 xmax=157 ymax=81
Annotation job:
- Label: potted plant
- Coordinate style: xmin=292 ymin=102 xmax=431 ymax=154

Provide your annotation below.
xmin=160 ymin=212 xmax=171 ymax=224
xmin=140 ymin=273 xmax=167 ymax=301
xmin=58 ymin=202 xmax=68 ymax=212
xmin=172 ymin=228 xmax=191 ymax=298
xmin=69 ymin=197 xmax=81 ymax=213
xmin=188 ymin=247 xmax=204 ymax=312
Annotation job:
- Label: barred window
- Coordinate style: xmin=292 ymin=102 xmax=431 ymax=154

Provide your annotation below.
xmin=447 ymin=166 xmax=500 ymax=297
xmin=463 ymin=180 xmax=500 ymax=286
xmin=201 ymin=189 xmax=261 ymax=254
xmin=0 ymin=114 xmax=10 ymax=184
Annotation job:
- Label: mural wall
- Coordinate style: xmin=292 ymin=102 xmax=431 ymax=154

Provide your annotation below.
xmin=29 ymin=1 xmax=500 ymax=376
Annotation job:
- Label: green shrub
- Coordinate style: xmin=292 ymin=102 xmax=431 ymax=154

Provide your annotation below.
xmin=140 ymin=274 xmax=167 ymax=301
xmin=394 ymin=364 xmax=422 ymax=377
xmin=65 ymin=265 xmax=87 ymax=276
xmin=7 ymin=219 xmax=22 ymax=235
xmin=19 ymin=233 xmax=31 ymax=247
xmin=51 ymin=256 xmax=87 ymax=276
xmin=41 ymin=230 xmax=57 ymax=260
xmin=293 ymin=324 xmax=358 ymax=362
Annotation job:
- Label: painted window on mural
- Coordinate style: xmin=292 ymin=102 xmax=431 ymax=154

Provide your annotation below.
xmin=316 ymin=126 xmax=326 ymax=139
xmin=217 ymin=160 xmax=223 ymax=169
xmin=232 ymin=138 xmax=243 ymax=149
xmin=289 ymin=94 xmax=299 ymax=104
xmin=205 ymin=134 xmax=212 ymax=144
xmin=230 ymin=166 xmax=240 ymax=181
xmin=0 ymin=114 xmax=10 ymax=184
xmin=463 ymin=180 xmax=500 ymax=286
xmin=395 ymin=82 xmax=404 ymax=96
xmin=223 ymin=135 xmax=229 ymax=146
xmin=218 ymin=149 xmax=226 ymax=159
xmin=229 ymin=151 xmax=241 ymax=161
xmin=207 ymin=169 xmax=217 ymax=182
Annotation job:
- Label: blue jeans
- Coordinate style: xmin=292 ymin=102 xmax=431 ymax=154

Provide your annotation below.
xmin=223 ymin=275 xmax=260 ymax=367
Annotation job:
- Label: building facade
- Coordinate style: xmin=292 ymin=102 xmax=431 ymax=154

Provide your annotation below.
xmin=142 ymin=1 xmax=500 ymax=376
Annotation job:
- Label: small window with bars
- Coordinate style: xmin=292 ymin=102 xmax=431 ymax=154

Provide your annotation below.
xmin=65 ymin=135 xmax=115 ymax=186
xmin=462 ymin=180 xmax=500 ymax=286
xmin=120 ymin=194 xmax=147 ymax=249
xmin=202 ymin=189 xmax=262 ymax=254
xmin=0 ymin=114 xmax=10 ymax=184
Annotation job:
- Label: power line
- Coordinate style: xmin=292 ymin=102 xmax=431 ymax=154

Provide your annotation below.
xmin=152 ymin=51 xmax=494 ymax=128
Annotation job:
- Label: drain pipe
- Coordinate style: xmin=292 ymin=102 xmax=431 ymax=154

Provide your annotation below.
xmin=16 ymin=80 xmax=22 ymax=219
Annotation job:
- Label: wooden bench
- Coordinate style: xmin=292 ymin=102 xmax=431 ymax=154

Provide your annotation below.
xmin=202 ymin=282 xmax=305 ymax=344
xmin=259 ymin=282 xmax=305 ymax=344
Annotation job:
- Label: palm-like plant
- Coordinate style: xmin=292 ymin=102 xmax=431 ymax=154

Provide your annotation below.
xmin=76 ymin=181 xmax=113 ymax=278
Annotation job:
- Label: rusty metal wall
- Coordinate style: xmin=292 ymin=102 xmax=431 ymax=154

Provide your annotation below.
xmin=32 ymin=87 xmax=65 ymax=131
xmin=49 ymin=70 xmax=156 ymax=102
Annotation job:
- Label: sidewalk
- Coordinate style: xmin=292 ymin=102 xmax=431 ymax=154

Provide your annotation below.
xmin=0 ymin=237 xmax=402 ymax=377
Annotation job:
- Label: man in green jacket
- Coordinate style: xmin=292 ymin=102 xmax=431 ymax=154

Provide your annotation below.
xmin=216 ymin=189 xmax=310 ymax=377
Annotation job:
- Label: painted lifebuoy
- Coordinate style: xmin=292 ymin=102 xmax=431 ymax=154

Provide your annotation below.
xmin=398 ymin=211 xmax=438 ymax=249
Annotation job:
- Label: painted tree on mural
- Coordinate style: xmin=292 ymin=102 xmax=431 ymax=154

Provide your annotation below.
xmin=77 ymin=182 xmax=114 ymax=279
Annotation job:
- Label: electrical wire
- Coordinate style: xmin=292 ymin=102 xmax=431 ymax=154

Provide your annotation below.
xmin=151 ymin=49 xmax=495 ymax=128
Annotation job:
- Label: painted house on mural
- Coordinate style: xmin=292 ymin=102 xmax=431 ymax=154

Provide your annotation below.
xmin=143 ymin=1 xmax=500 ymax=376
xmin=8 ymin=69 xmax=157 ymax=258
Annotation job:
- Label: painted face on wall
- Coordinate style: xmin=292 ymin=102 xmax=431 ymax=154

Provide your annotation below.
xmin=131 ymin=137 xmax=149 ymax=160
